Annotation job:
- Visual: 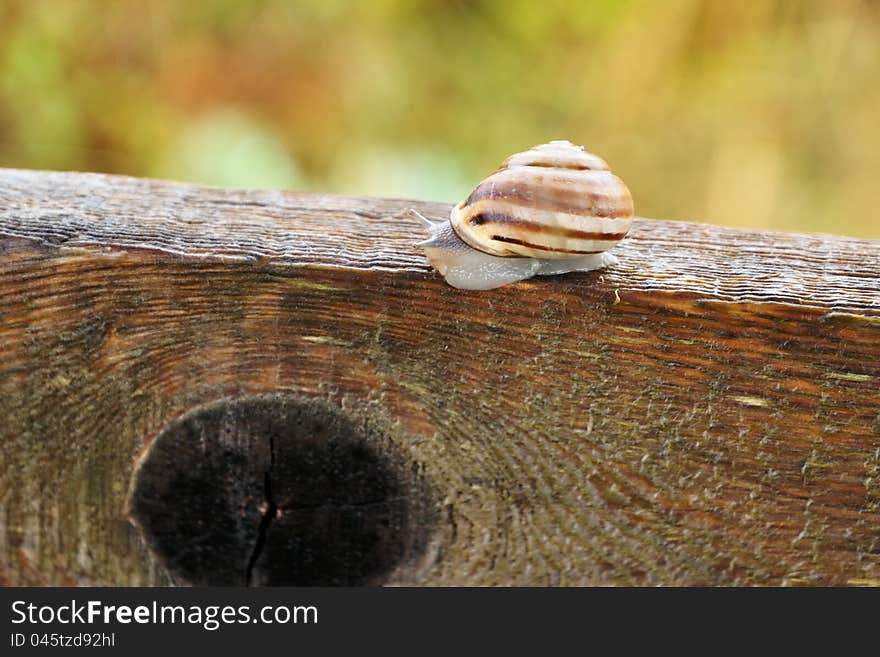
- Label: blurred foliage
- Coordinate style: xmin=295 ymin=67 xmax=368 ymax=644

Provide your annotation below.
xmin=0 ymin=0 xmax=877 ymax=237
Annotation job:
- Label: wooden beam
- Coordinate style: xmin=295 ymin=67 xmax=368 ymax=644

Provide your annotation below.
xmin=0 ymin=168 xmax=878 ymax=586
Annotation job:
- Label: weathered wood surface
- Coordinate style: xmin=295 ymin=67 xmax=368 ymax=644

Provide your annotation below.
xmin=0 ymin=167 xmax=878 ymax=586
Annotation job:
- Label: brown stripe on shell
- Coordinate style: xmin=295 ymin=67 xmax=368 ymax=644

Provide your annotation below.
xmin=502 ymin=140 xmax=609 ymax=171
xmin=489 ymin=235 xmax=603 ymax=255
xmin=466 ymin=211 xmax=628 ymax=241
xmin=465 ymin=167 xmax=633 ymax=219
xmin=508 ymin=161 xmax=595 ymax=170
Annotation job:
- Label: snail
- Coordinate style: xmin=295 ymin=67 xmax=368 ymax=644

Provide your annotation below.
xmin=410 ymin=140 xmax=633 ymax=290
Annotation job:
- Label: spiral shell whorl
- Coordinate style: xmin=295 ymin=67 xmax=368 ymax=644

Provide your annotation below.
xmin=451 ymin=140 xmax=634 ymax=259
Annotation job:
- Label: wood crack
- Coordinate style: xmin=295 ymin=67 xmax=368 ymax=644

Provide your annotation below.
xmin=245 ymin=433 xmax=277 ymax=587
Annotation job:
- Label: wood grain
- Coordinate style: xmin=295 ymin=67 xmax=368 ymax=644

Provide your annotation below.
xmin=0 ymin=168 xmax=878 ymax=586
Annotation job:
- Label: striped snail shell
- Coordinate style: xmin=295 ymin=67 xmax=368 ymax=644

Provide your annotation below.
xmin=410 ymin=140 xmax=633 ymax=290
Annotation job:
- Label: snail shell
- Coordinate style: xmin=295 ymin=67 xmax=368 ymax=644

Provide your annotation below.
xmin=412 ymin=140 xmax=633 ymax=290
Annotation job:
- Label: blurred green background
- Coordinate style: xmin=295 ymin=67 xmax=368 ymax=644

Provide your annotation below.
xmin=0 ymin=0 xmax=877 ymax=238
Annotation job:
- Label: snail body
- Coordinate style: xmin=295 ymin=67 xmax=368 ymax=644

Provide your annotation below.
xmin=412 ymin=140 xmax=633 ymax=290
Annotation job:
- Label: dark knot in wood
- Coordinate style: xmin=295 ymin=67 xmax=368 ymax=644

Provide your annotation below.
xmin=128 ymin=395 xmax=436 ymax=586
